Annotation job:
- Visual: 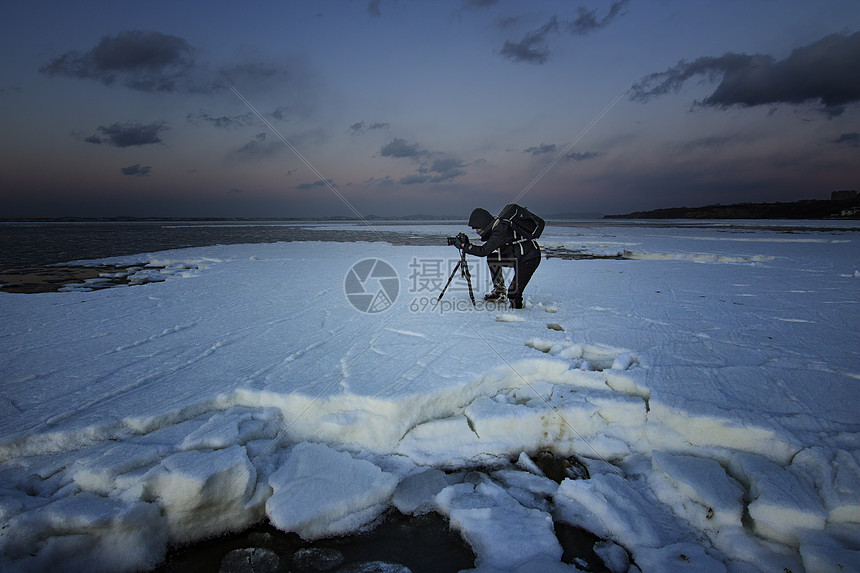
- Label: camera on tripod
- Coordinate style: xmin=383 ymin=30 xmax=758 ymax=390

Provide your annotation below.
xmin=446 ymin=232 xmax=469 ymax=247
xmin=439 ymin=233 xmax=475 ymax=306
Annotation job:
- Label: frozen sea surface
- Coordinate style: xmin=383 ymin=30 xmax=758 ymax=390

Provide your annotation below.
xmin=1 ymin=221 xmax=859 ymax=572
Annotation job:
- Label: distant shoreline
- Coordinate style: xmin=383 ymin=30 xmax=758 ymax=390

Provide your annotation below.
xmin=604 ymin=197 xmax=860 ymax=220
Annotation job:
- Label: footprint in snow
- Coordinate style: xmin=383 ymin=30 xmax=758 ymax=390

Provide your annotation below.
xmin=496 ymin=314 xmax=525 ymax=322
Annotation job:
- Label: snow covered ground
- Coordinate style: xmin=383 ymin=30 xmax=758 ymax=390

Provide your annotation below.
xmin=1 ymin=221 xmax=859 ymax=572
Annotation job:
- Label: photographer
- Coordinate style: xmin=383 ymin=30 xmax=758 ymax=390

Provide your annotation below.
xmin=454 ymin=207 xmax=541 ymax=309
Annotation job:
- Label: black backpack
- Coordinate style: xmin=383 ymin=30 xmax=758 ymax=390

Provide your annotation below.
xmin=498 ymin=203 xmax=545 ymax=241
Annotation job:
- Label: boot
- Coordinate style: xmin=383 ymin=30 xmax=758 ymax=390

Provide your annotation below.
xmin=484 ymin=288 xmax=506 ymax=302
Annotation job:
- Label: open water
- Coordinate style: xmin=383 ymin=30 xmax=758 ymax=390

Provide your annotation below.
xmin=4 ymin=218 xmax=857 ymax=270
xmin=0 ymin=220 xmax=448 ymax=270
xmin=0 ymin=221 xmax=457 ymax=293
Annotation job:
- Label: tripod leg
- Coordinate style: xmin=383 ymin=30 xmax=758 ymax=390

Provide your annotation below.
xmin=437 ymin=259 xmax=462 ymax=301
xmin=461 ymin=250 xmax=476 ymax=306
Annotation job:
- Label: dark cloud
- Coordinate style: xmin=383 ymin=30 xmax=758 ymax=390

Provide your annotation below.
xmin=402 ymin=158 xmax=466 ymax=184
xmin=380 ymin=139 xmax=467 ymax=184
xmin=454 ymin=0 xmax=500 ymax=18
xmin=380 ymin=137 xmax=425 ymax=158
xmin=367 ymin=0 xmax=382 ymax=17
xmin=235 ymin=132 xmax=285 ymax=156
xmin=565 ymin=151 xmax=601 ymax=161
xmin=186 ymin=106 xmax=289 ymax=129
xmin=632 ymin=32 xmax=860 ymax=116
xmin=227 ymin=188 xmax=244 ymax=194
xmin=428 ymin=158 xmax=465 ymax=173
xmin=524 ymin=143 xmax=600 ymax=161
xmin=269 ymin=107 xmax=291 ymax=121
xmin=399 ymin=169 xmax=464 ymax=185
xmin=40 ymin=30 xmax=308 ymax=97
xmin=524 ymin=143 xmax=557 ymax=155
xmin=85 ymin=121 xmax=167 ymax=147
xmin=566 ymin=0 xmax=629 ymax=35
xmin=499 ymin=1 xmax=629 ymax=64
xmin=500 ymin=17 xmax=558 ymax=65
xmin=40 ymin=30 xmax=199 ymax=93
xmin=348 ymin=121 xmax=391 ymax=135
xmin=834 ymin=132 xmax=860 ymax=147
xmin=296 ymin=179 xmax=335 ymax=190
xmin=120 ymin=164 xmax=151 ymax=176
xmin=461 ymin=0 xmax=500 ymax=9
xmin=187 ymin=111 xmax=257 ymax=129
xmin=399 ymin=174 xmax=431 ymax=185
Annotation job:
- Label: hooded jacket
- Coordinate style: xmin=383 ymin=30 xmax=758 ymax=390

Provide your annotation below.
xmin=465 ymin=207 xmax=540 ymax=262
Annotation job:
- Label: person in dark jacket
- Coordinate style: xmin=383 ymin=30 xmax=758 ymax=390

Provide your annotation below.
xmin=456 ymin=207 xmax=541 ymax=309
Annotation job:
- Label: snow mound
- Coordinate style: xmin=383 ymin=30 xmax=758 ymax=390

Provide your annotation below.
xmin=266 ymin=442 xmax=398 ymax=540
xmin=435 ymin=476 xmax=562 ymax=571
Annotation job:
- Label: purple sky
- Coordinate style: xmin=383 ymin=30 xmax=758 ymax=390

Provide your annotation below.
xmin=1 ymin=0 xmax=859 ymax=218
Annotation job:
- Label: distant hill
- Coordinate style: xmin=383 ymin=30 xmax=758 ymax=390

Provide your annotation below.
xmin=605 ymin=196 xmax=859 ymax=220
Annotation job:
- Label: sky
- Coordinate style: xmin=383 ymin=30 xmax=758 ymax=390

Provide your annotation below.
xmin=1 ymin=0 xmax=859 ymax=218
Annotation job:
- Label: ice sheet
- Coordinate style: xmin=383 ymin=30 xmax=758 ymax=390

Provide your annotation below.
xmin=1 ymin=222 xmax=859 ymax=571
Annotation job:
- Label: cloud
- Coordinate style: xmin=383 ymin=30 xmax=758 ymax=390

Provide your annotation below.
xmin=187 ymin=111 xmax=257 ymax=129
xmin=499 ymin=17 xmax=559 ymax=64
xmin=234 ymin=132 xmax=288 ymax=156
xmin=398 ymin=169 xmax=464 ymax=184
xmin=120 ymin=164 xmax=151 ymax=176
xmin=367 ymin=0 xmax=382 ymax=17
xmin=524 ymin=143 xmax=600 ymax=161
xmin=296 ymin=179 xmax=335 ymax=190
xmin=461 ymin=0 xmax=500 ymax=9
xmin=348 ymin=121 xmax=391 ymax=135
xmin=453 ymin=0 xmax=501 ymax=18
xmin=834 ymin=132 xmax=860 ymax=147
xmin=379 ymin=138 xmax=468 ymax=184
xmin=186 ymin=105 xmax=290 ymax=129
xmin=227 ymin=188 xmax=244 ymax=194
xmin=399 ymin=174 xmax=431 ymax=185
xmin=565 ymin=151 xmax=602 ymax=161
xmin=428 ymin=158 xmax=465 ymax=173
xmin=40 ymin=29 xmax=310 ymax=98
xmin=524 ymin=143 xmax=558 ymax=156
xmin=399 ymin=157 xmax=467 ymax=184
xmin=499 ymin=1 xmax=629 ymax=64
xmin=85 ymin=121 xmax=167 ymax=147
xmin=566 ymin=0 xmax=629 ymax=35
xmin=269 ymin=107 xmax=291 ymax=121
xmin=380 ymin=137 xmax=425 ymax=158
xmin=40 ymin=30 xmax=199 ymax=92
xmin=632 ymin=32 xmax=860 ymax=116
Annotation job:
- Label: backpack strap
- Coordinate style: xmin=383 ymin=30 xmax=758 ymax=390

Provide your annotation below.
xmin=502 ymin=219 xmax=537 ymax=255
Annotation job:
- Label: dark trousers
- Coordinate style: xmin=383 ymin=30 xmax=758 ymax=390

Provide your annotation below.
xmin=488 ymin=254 xmax=540 ymax=306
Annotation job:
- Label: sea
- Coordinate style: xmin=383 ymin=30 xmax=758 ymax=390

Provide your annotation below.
xmin=6 ymin=217 xmax=857 ymax=270
xmin=0 ymin=220 xmax=451 ymax=270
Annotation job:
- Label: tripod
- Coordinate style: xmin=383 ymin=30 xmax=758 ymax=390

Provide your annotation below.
xmin=438 ymin=246 xmax=476 ymax=306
